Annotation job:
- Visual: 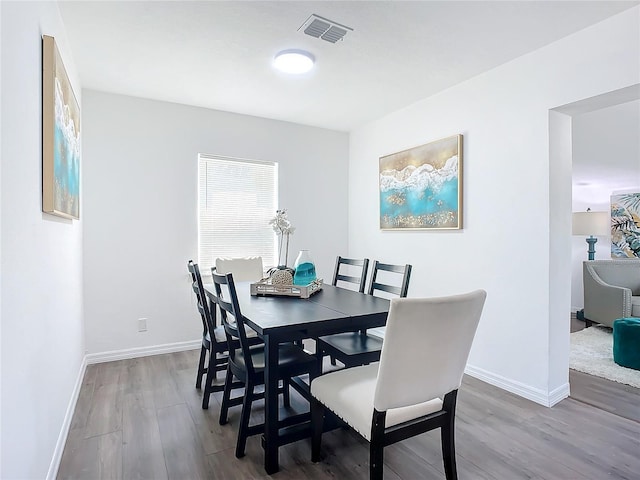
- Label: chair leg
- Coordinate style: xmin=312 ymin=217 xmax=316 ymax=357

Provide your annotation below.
xmin=370 ymin=409 xmax=386 ymax=480
xmin=201 ymin=348 xmax=216 ymax=409
xmin=218 ymin=364 xmax=234 ymax=422
xmin=442 ymin=390 xmax=459 ymax=480
xmin=314 ymin=341 xmax=324 ymax=374
xmin=196 ymin=345 xmax=207 ymax=389
xmin=210 ymin=352 xmax=219 ymax=382
xmin=311 ymin=398 xmax=324 ymax=462
xmin=441 ymin=422 xmax=458 ymax=480
xmin=235 ymin=380 xmax=255 ymax=458
xmin=370 ymin=441 xmax=384 ymax=480
xmin=282 ymin=378 xmax=291 ymax=408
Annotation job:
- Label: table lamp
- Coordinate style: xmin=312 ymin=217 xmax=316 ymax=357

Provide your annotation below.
xmin=572 ymin=208 xmax=610 ymax=260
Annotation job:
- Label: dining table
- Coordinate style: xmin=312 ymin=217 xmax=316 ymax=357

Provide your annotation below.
xmin=203 ymin=281 xmax=390 ymax=474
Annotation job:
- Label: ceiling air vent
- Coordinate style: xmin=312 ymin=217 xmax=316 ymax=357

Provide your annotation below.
xmin=299 ymin=14 xmax=353 ymax=44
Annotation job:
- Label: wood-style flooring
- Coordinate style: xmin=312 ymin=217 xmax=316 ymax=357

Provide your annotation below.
xmin=569 ymin=317 xmax=640 ymax=423
xmin=57 ymin=345 xmax=640 ymax=480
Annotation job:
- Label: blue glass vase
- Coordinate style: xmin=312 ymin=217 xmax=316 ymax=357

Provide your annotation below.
xmin=293 ymin=250 xmax=317 ymax=285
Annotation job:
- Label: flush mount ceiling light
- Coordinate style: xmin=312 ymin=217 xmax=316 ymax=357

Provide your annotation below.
xmin=273 ymin=49 xmax=315 ymax=74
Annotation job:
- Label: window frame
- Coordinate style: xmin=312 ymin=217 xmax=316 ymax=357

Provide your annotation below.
xmin=197 ymin=154 xmax=278 ymax=275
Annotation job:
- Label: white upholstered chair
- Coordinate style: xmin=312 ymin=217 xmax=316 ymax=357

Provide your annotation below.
xmin=215 ymin=256 xmax=264 ymax=282
xmin=310 ymin=290 xmax=487 ymax=480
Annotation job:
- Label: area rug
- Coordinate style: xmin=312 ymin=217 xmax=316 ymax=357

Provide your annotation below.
xmin=570 ymin=325 xmax=640 ymax=388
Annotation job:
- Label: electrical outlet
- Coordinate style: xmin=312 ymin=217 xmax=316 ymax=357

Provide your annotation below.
xmin=138 ymin=317 xmax=148 ymax=332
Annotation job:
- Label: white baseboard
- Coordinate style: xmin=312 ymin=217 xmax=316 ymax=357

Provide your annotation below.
xmin=548 ymin=382 xmax=571 ymax=407
xmin=465 ymin=364 xmax=569 ymax=407
xmin=85 ymin=339 xmax=201 ymax=364
xmin=46 ymin=356 xmax=87 ymax=480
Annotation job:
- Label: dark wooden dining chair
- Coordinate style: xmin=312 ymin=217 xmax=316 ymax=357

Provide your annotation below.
xmin=212 ymin=271 xmax=320 ymax=458
xmin=311 ymin=290 xmax=487 ymax=480
xmin=188 ymin=261 xmax=224 ymax=391
xmin=187 ymin=260 xmax=260 ymax=410
xmin=316 ymin=261 xmax=412 ymax=369
xmin=322 ymin=256 xmax=370 ymax=366
xmin=332 ymin=256 xmax=370 ymax=292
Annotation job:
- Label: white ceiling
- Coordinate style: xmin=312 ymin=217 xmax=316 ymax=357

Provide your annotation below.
xmin=58 ymin=1 xmax=638 ymax=132
xmin=571 ymin=99 xmax=640 ymax=206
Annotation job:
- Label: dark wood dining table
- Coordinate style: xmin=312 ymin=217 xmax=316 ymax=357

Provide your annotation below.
xmin=203 ymin=282 xmax=390 ymax=474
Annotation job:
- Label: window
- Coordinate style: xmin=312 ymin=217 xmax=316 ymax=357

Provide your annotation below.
xmin=198 ymin=154 xmax=278 ymax=274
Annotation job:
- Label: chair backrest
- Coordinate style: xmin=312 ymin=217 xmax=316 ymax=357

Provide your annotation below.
xmin=187 ymin=260 xmax=214 ymax=336
xmin=211 ymin=271 xmax=256 ymax=372
xmin=374 ymin=290 xmax=487 ymax=412
xmin=584 ymin=260 xmax=640 ymax=293
xmin=215 ymin=256 xmax=264 ymax=282
xmin=368 ymin=261 xmax=412 ymax=298
xmin=332 ymin=256 xmax=370 ymax=293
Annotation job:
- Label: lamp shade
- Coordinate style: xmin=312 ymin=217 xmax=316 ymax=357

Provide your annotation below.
xmin=572 ymin=211 xmax=610 ymax=236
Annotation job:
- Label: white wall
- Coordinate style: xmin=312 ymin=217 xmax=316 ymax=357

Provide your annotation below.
xmin=571 ymin=100 xmax=640 ymax=311
xmin=0 ymin=4 xmax=3 ymax=477
xmin=348 ymin=7 xmax=639 ymax=406
xmin=82 ymin=91 xmax=349 ymax=355
xmin=0 ymin=2 xmax=85 ymax=479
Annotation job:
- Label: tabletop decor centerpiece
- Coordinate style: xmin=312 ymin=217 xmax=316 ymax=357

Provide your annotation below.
xmin=250 ymin=209 xmax=323 ymax=297
xmin=268 ymin=209 xmax=295 ymax=285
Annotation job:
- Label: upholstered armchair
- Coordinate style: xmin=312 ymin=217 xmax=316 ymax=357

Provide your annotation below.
xmin=583 ymin=260 xmax=640 ymax=327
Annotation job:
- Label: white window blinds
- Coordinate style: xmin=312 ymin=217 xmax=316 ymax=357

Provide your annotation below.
xmin=198 ymin=155 xmax=278 ymax=274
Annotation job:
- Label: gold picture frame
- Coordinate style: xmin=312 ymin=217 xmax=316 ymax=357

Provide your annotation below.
xmin=42 ymin=35 xmax=80 ymax=219
xmin=379 ymin=134 xmax=463 ymax=230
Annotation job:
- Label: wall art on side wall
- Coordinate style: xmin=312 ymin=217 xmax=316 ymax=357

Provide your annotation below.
xmin=42 ymin=35 xmax=80 ymax=219
xmin=611 ymin=192 xmax=640 ymax=258
xmin=379 ymin=134 xmax=462 ymax=230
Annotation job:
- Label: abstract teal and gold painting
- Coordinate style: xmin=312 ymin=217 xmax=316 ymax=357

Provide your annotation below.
xmin=43 ymin=35 xmax=80 ymax=220
xmin=379 ymin=135 xmax=462 ymax=230
xmin=611 ymin=192 xmax=640 ymax=258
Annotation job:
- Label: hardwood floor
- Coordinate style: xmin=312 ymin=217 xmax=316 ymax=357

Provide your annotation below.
xmin=569 ymin=316 xmax=640 ymax=423
xmin=55 ymin=317 xmax=640 ymax=479
xmin=57 ymin=348 xmax=640 ymax=479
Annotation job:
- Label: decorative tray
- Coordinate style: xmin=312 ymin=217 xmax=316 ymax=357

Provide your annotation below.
xmin=250 ymin=278 xmax=323 ymax=298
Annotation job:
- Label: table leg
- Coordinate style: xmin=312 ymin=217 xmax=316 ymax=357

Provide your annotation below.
xmin=263 ymin=334 xmax=280 ymax=474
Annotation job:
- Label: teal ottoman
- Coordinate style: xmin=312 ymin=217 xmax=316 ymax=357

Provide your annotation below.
xmin=613 ymin=318 xmax=640 ymax=370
